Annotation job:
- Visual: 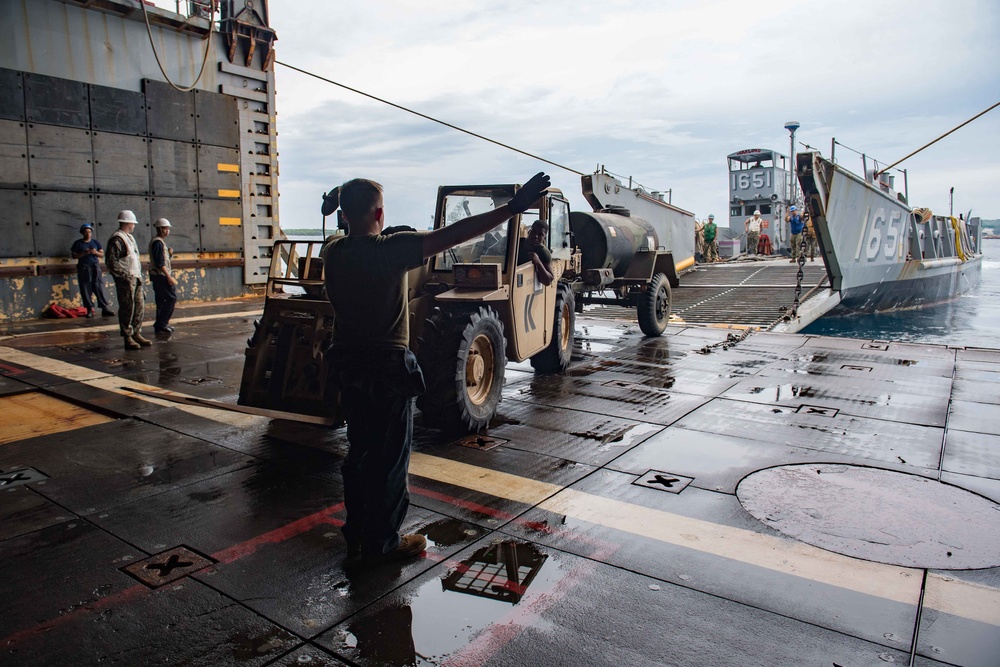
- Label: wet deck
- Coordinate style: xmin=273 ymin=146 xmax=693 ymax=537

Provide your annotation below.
xmin=1 ymin=300 xmax=999 ymax=667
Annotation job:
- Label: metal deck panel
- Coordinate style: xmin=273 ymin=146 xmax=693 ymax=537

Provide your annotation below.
xmin=671 ymin=260 xmax=830 ymax=327
xmin=0 ymin=303 xmax=997 ymax=666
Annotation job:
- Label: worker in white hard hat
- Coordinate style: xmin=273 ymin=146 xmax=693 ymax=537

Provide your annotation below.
xmin=149 ymin=218 xmax=177 ymax=334
xmin=745 ymin=209 xmax=763 ymax=256
xmin=106 ymin=210 xmax=151 ymax=349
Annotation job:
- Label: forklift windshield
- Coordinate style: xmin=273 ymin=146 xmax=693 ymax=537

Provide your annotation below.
xmin=435 ymin=191 xmax=523 ymax=272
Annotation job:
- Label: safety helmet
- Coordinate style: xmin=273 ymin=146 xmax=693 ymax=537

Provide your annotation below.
xmin=790 ymin=206 xmax=797 ymax=211
xmin=154 ymin=218 xmax=172 ymax=228
xmin=753 ymin=210 xmax=761 ymax=215
xmin=708 ymin=214 xmax=715 ymax=219
xmin=79 ymin=224 xmax=92 ymax=233
xmin=117 ymin=210 xmax=138 ymax=224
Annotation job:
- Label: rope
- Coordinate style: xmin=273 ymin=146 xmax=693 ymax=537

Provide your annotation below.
xmin=876 ymin=100 xmax=1000 ymax=176
xmin=275 ymin=60 xmax=586 ymax=177
xmin=950 ymin=217 xmax=967 ymax=261
xmin=139 ymin=0 xmax=216 ymax=93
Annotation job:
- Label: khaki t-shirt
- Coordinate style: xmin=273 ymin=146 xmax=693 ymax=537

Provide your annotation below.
xmin=324 ymin=232 xmax=425 ymax=348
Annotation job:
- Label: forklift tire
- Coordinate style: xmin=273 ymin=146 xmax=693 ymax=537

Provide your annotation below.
xmin=637 ymin=272 xmax=671 ymax=337
xmin=418 ymin=306 xmax=506 ymax=432
xmin=530 ymin=282 xmax=575 ymax=373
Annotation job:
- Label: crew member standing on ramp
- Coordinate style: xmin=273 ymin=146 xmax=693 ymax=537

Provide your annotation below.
xmin=323 ymin=172 xmax=550 ymax=568
xmin=745 ymin=210 xmax=762 ymax=256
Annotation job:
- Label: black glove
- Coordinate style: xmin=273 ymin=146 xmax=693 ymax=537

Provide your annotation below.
xmin=507 ymin=172 xmax=550 ymax=215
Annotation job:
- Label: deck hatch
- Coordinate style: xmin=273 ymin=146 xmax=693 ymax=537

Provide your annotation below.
xmin=0 ymin=467 xmax=48 ymax=488
xmin=122 ymin=545 xmax=215 ymax=588
xmin=633 ymin=470 xmax=693 ymax=494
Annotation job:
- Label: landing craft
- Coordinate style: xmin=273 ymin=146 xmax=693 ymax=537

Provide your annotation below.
xmin=796 ymin=150 xmax=983 ymax=314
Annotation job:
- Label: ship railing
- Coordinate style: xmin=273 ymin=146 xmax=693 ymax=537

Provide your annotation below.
xmin=830 ymin=138 xmax=909 ymax=205
xmin=145 ymin=0 xmax=216 ymax=20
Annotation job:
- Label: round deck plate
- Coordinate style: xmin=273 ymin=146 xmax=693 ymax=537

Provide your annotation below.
xmin=737 ymin=464 xmax=1000 ymax=569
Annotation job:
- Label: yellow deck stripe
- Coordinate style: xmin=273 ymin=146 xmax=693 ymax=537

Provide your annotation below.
xmin=0 ymin=309 xmax=264 ymax=341
xmin=217 ymin=189 xmax=241 ymax=199
xmin=219 ymin=217 xmax=242 ymax=226
xmin=1 ymin=345 xmax=996 ymax=627
xmin=217 ymin=163 xmax=239 ymax=173
xmin=409 ymin=453 xmax=1000 ymax=626
xmin=0 ymin=347 xmax=264 ymax=428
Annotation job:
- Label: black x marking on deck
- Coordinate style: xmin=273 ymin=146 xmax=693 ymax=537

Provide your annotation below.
xmin=123 ymin=546 xmax=215 ymax=588
xmin=145 ymin=554 xmax=194 ymax=577
xmin=649 ymin=474 xmax=680 ymax=488
xmin=0 ymin=472 xmax=28 ymax=485
xmin=633 ymin=470 xmax=693 ymax=494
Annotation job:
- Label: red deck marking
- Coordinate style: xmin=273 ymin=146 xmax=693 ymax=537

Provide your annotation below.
xmin=1 ymin=583 xmax=151 ymax=647
xmin=0 ymin=362 xmax=25 ymax=375
xmin=210 ymin=502 xmax=345 ymax=564
xmin=3 ymin=474 xmax=615 ymax=654
xmin=1 ymin=502 xmax=347 ymax=648
xmin=440 ymin=546 xmax=619 ymax=667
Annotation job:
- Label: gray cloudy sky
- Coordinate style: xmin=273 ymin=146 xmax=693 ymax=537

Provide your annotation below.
xmin=259 ymin=0 xmax=999 ymax=230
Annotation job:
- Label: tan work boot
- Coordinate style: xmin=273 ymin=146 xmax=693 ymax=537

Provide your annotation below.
xmin=132 ymin=333 xmax=153 ymax=347
xmin=371 ymin=534 xmax=427 ymax=564
xmin=124 ymin=335 xmax=141 ymax=350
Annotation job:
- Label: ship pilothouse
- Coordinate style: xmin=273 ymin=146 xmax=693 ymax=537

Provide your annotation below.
xmin=726 ymin=149 xmax=793 ymax=255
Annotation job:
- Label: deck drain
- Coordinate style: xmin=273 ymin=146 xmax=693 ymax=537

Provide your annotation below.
xmin=455 ymin=434 xmax=507 ymax=451
xmin=0 ymin=467 xmax=48 ymax=487
xmin=122 ymin=546 xmax=215 ymax=588
xmin=633 ymin=470 xmax=693 ymax=494
xmin=737 ymin=464 xmax=1000 ymax=569
xmin=862 ymin=342 xmax=890 ymax=351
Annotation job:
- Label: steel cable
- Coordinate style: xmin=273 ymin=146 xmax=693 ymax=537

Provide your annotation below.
xmin=139 ymin=0 xmax=216 ymax=93
xmin=275 ymin=60 xmax=586 ymax=177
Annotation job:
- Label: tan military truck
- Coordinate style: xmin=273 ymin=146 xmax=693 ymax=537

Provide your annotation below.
xmin=238 ymin=181 xmax=576 ymax=432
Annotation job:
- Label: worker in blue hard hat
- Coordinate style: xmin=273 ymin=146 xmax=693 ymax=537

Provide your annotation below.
xmin=786 ymin=205 xmax=805 ymax=262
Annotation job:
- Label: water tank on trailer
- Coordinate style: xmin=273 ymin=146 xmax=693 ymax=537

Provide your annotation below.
xmin=569 ymin=209 xmax=658 ymax=277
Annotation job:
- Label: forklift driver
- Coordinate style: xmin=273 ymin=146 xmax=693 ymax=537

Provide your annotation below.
xmin=516 ymin=220 xmax=554 ymax=286
xmin=322 ymin=172 xmax=550 ymax=570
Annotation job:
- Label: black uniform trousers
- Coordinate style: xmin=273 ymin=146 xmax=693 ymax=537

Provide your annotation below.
xmin=151 ymin=274 xmax=177 ymax=329
xmin=326 ymin=346 xmax=425 ymax=556
xmin=77 ymin=265 xmax=111 ymax=312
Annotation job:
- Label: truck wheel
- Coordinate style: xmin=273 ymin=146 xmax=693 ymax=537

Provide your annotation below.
xmin=638 ymin=272 xmax=671 ymax=337
xmin=530 ymin=282 xmax=575 ymax=373
xmin=418 ymin=306 xmax=506 ymax=432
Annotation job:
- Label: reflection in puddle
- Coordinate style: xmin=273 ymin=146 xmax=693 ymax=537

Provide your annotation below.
xmin=422 ymin=517 xmax=481 ymax=548
xmin=335 ymin=541 xmax=558 ymax=666
xmin=442 ymin=541 xmax=547 ymax=604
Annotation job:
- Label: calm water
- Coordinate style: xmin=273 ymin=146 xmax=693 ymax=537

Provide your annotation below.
xmin=801 ymin=239 xmax=1000 ymax=349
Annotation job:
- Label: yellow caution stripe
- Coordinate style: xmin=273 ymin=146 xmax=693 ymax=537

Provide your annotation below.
xmin=217 ymin=163 xmax=240 ymax=173
xmin=407 ymin=453 xmax=1000 ymax=628
xmin=219 ymin=217 xmax=242 ymax=226
xmin=217 ymin=189 xmax=241 ymax=199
